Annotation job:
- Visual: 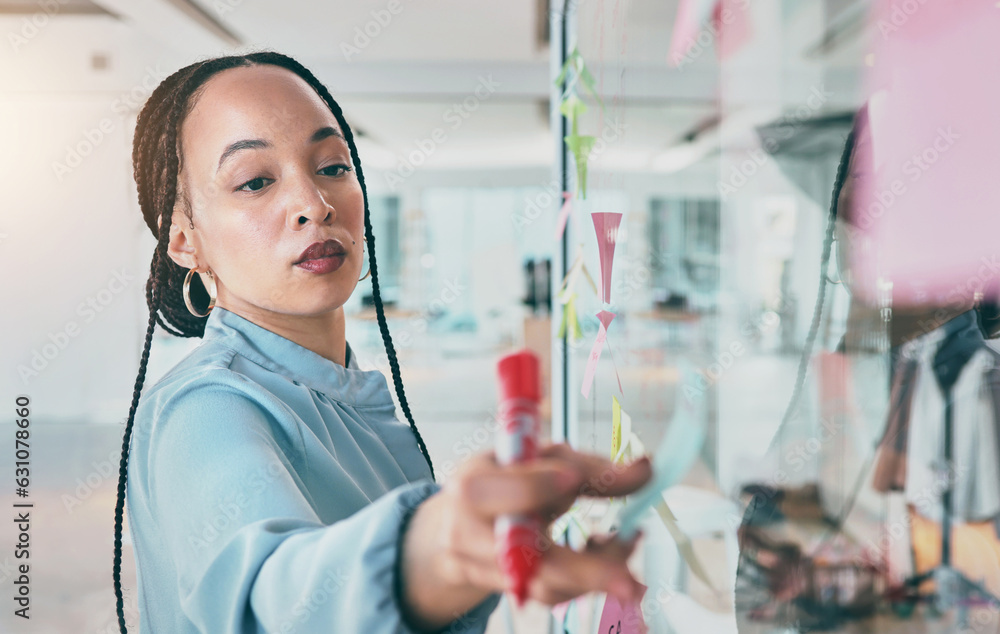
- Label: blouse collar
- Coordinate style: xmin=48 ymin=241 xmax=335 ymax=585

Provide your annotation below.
xmin=202 ymin=306 xmax=393 ymax=407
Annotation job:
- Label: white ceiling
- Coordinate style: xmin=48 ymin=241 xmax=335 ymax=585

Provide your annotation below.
xmin=0 ymin=0 xmax=873 ymax=172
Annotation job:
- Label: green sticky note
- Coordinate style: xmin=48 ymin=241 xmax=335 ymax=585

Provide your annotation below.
xmin=565 ymin=134 xmax=596 ymax=199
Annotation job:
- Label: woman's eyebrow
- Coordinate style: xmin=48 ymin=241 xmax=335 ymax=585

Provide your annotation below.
xmin=216 ymin=127 xmax=345 ymax=174
xmin=310 ymin=126 xmax=344 ymax=144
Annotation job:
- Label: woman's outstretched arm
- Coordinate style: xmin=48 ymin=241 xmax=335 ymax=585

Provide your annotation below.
xmin=131 ymin=378 xmax=499 ymax=634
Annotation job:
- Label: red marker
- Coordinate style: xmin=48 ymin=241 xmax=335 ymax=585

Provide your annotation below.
xmin=495 ymin=350 xmax=542 ymax=607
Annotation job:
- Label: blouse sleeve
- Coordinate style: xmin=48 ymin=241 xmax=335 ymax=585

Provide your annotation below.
xmin=142 ymin=381 xmax=501 ymax=634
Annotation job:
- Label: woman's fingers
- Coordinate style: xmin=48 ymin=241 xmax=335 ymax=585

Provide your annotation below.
xmin=540 ymin=442 xmax=654 ymax=499
xmin=455 ymin=523 xmax=647 ymax=606
xmin=526 ymin=536 xmax=647 ymax=606
xmin=455 ymin=448 xmax=652 ymax=519
xmin=439 ymin=446 xmax=654 ymax=602
xmin=456 ymin=457 xmax=586 ymax=517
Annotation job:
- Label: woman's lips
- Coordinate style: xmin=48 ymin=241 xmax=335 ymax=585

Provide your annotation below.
xmin=295 ymin=254 xmax=346 ymax=274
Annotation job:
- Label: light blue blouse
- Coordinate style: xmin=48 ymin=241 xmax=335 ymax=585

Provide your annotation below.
xmin=125 ymin=306 xmax=501 ymax=633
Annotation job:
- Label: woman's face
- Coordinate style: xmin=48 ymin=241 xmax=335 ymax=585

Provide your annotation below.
xmin=167 ymin=64 xmax=366 ymax=318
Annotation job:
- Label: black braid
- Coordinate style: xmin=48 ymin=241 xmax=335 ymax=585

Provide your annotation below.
xmin=766 ymin=114 xmax=860 ymax=457
xmin=112 ymin=224 xmax=169 ymax=633
xmin=363 ymin=188 xmax=437 ymax=482
xmin=114 ymin=51 xmax=434 ymax=634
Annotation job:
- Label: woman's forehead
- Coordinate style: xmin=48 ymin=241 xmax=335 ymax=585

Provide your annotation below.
xmin=182 ymin=65 xmax=340 ymax=157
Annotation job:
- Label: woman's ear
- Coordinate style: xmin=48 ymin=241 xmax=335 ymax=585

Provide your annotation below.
xmin=166 ymin=209 xmax=199 ymax=270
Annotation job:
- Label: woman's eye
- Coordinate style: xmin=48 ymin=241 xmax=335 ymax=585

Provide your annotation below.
xmin=236 ymin=177 xmax=272 ymax=192
xmin=319 ymin=164 xmax=353 ymax=177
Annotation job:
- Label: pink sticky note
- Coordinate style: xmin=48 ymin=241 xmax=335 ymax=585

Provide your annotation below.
xmin=598 ymin=593 xmax=648 ymax=634
xmin=668 ymin=0 xmax=719 ymax=66
xmin=592 ymin=213 xmax=622 ymax=305
xmin=581 ymin=310 xmax=616 ymax=399
xmin=596 ymin=309 xmax=615 ymax=332
xmin=607 ymin=336 xmax=625 ymax=396
xmin=852 ymin=2 xmax=1000 ymax=307
xmin=597 ymin=311 xmax=623 ymax=394
xmin=555 ymin=192 xmax=573 ymax=240
xmin=715 ymin=0 xmax=752 ymax=60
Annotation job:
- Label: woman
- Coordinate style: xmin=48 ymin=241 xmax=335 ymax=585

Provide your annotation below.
xmin=114 ymin=51 xmax=652 ymax=633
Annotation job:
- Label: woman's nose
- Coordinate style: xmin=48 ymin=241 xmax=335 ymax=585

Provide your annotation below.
xmin=287 ymin=174 xmax=335 ymax=227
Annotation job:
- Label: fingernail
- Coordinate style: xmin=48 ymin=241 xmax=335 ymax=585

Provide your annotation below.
xmin=629 ymin=456 xmax=651 ymax=471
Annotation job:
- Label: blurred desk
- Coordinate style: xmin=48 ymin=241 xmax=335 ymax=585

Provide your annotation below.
xmin=633 ymin=308 xmax=703 ymax=347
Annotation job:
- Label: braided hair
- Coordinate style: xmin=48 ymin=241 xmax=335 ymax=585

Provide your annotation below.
xmin=769 ymin=107 xmax=864 ymax=455
xmin=114 ymin=51 xmax=435 ymax=633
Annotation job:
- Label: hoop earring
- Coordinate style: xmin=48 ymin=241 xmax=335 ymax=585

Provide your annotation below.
xmin=359 ymin=236 xmax=371 ymax=281
xmin=183 ymin=268 xmax=217 ymax=317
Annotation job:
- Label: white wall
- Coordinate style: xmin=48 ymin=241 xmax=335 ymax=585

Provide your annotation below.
xmin=0 ymin=17 xmax=199 ymax=423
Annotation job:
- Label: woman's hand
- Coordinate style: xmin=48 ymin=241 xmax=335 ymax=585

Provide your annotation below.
xmin=399 ymin=441 xmax=653 ymax=631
